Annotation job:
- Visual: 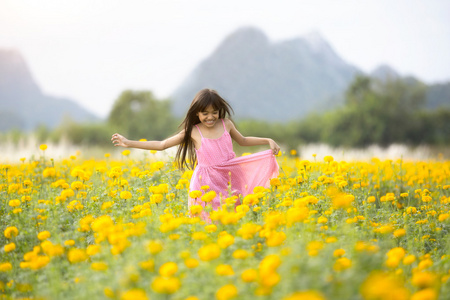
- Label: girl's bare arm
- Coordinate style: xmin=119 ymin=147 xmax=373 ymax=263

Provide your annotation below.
xmin=227 ymin=120 xmax=280 ymax=155
xmin=111 ymin=131 xmax=185 ymax=151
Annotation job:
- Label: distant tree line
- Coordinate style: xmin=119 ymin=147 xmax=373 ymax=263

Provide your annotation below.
xmin=2 ymin=76 xmax=449 ymax=150
xmin=235 ymin=75 xmax=449 ymax=150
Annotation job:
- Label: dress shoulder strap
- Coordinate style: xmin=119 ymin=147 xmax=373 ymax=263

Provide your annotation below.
xmin=195 ymin=124 xmax=204 ymax=138
xmin=221 ymin=119 xmax=226 ymax=131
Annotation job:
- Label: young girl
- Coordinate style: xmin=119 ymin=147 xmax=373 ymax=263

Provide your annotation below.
xmin=111 ymin=88 xmax=280 ymax=217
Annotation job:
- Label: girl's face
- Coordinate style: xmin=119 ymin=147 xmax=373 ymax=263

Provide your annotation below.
xmin=197 ymin=105 xmax=219 ymax=128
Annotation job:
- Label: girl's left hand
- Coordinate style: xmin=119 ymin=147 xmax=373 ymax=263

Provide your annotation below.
xmin=269 ymin=139 xmax=281 ymax=156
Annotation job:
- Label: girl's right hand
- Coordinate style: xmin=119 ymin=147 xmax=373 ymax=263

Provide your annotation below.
xmin=111 ymin=133 xmax=129 ymax=147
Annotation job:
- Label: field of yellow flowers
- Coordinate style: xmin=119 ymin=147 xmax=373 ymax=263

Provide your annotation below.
xmin=1 ymin=146 xmax=449 ymax=300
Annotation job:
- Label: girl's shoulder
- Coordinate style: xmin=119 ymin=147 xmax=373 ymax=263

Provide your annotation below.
xmin=223 ymin=118 xmax=236 ymax=131
xmin=222 ymin=118 xmax=234 ymax=126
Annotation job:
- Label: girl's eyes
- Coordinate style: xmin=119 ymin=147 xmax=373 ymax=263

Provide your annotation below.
xmin=202 ymin=111 xmax=218 ymax=115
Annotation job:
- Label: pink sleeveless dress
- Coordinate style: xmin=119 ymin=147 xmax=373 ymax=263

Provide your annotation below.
xmin=188 ymin=119 xmax=279 ymax=215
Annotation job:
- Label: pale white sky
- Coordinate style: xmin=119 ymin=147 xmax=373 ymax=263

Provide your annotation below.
xmin=1 ymin=0 xmax=449 ymax=118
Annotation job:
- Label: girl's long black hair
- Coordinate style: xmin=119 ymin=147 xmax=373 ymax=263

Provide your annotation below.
xmin=175 ymin=89 xmax=234 ymax=169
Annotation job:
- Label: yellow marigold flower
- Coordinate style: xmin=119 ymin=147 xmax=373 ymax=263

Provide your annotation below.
xmin=324 ymin=155 xmax=334 ymax=162
xmin=0 ymin=262 xmax=13 ymax=272
xmin=91 ymin=262 xmax=108 ymax=271
xmin=37 ymin=231 xmax=51 ymax=241
xmin=216 ymin=284 xmax=238 ymax=300
xmin=101 ymin=201 xmax=114 ymax=210
xmin=418 ymin=258 xmax=433 ymax=270
xmin=266 ymin=231 xmax=286 ymax=247
xmin=190 ymin=205 xmax=203 ymax=215
xmin=367 ymin=196 xmax=376 ymax=203
xmin=410 ymin=289 xmax=437 ymax=300
xmin=39 ymin=144 xmax=47 ymax=151
xmin=151 ymin=276 xmax=181 ymax=294
xmin=41 ymin=241 xmax=64 ymax=257
xmin=412 ymin=271 xmax=437 ymax=289
xmin=438 ymin=213 xmax=449 ymax=222
xmin=216 ymin=264 xmax=234 ymax=276
xmin=307 ymin=241 xmax=324 ymax=256
xmin=184 ymin=258 xmax=199 ymax=269
xmin=332 ymin=193 xmax=355 ymax=209
xmin=376 ymin=225 xmax=394 ymax=234
xmin=387 ymin=247 xmax=406 ymax=260
xmin=71 ymin=181 xmax=84 ymax=190
xmin=241 ymin=269 xmax=258 ymax=283
xmin=333 ymin=249 xmax=345 ymax=257
xmin=4 ymin=226 xmax=19 ymax=239
xmin=189 ymin=190 xmax=202 ymax=199
xmin=159 ymin=262 xmax=178 ymax=277
xmin=422 ymin=195 xmax=432 ymax=202
xmin=151 ymin=194 xmax=163 ymax=204
xmin=150 ymin=161 xmax=165 ymax=171
xmin=121 ymin=150 xmax=131 ymax=156
xmin=201 ymin=190 xmax=217 ymax=203
xmin=393 ymin=228 xmax=406 ymax=238
xmin=259 ymin=254 xmax=281 ymax=275
xmin=237 ymin=223 xmax=262 ymax=239
xmin=198 ymin=243 xmax=221 ymax=261
xmin=406 ymin=206 xmax=417 ymax=214
xmin=71 ymin=168 xmax=86 ymax=179
xmin=205 ymin=224 xmax=217 ymax=233
xmin=8 ymin=199 xmax=21 ymax=207
xmin=108 ymin=167 xmax=123 ymax=179
xmin=191 ymin=232 xmax=207 ymax=240
xmin=338 ymin=180 xmax=348 ymax=188
xmin=218 ymin=233 xmax=234 ymax=249
xmin=317 ymin=216 xmax=328 ymax=224
xmin=68 ymin=248 xmax=88 ymax=263
xmin=147 ymin=240 xmax=163 ymax=255
xmin=233 ymin=249 xmax=250 ymax=259
xmin=260 ymin=271 xmax=281 ymax=288
xmin=120 ymin=289 xmax=148 ymax=300
xmin=333 ymin=257 xmax=352 ymax=271
xmin=4 ymin=242 xmax=16 ymax=252
xmin=139 ymin=259 xmax=155 ymax=272
xmin=270 ymin=178 xmax=281 ymax=187
xmin=120 ymin=191 xmax=132 ymax=200
xmin=360 ymin=272 xmax=409 ymax=300
xmin=283 ymin=290 xmax=326 ymax=300
xmin=28 ymin=255 xmax=50 ymax=270
xmin=61 ymin=188 xmax=75 ymax=199
xmin=403 ymin=254 xmax=416 ymax=265
xmin=326 ymin=236 xmax=338 ymax=243
xmin=43 ymin=167 xmax=57 ymax=178
xmin=64 ymin=240 xmax=75 ymax=246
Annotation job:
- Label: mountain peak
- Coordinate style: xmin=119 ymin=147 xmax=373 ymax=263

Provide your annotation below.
xmin=224 ymin=26 xmax=268 ymax=43
xmin=172 ymin=26 xmax=359 ymax=121
xmin=0 ymin=48 xmax=40 ymax=93
xmin=303 ymin=31 xmax=329 ymax=51
xmin=0 ymin=49 xmax=98 ymax=131
xmin=371 ymin=64 xmax=400 ymax=81
xmin=213 ymin=26 xmax=269 ymax=55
